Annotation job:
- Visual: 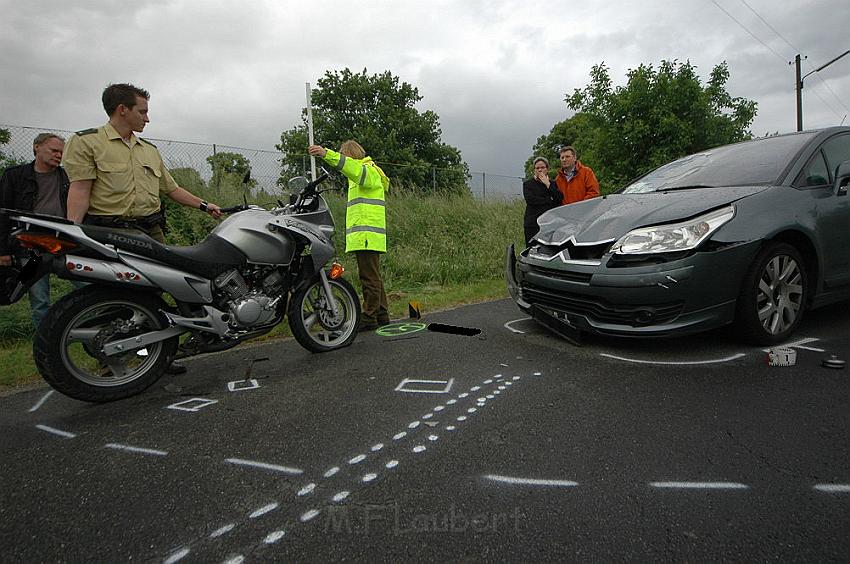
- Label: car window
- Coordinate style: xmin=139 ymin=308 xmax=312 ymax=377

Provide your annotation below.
xmin=793 ymin=151 xmax=830 ymax=188
xmin=620 ymin=132 xmax=819 ymax=193
xmin=821 ymin=133 xmax=850 ymax=178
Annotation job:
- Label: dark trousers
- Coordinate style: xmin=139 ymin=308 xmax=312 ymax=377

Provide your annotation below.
xmin=355 ymin=250 xmax=389 ymax=324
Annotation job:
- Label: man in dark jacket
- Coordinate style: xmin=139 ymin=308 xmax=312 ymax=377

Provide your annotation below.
xmin=0 ymin=133 xmax=70 ymax=328
xmin=523 ymin=156 xmax=562 ymax=244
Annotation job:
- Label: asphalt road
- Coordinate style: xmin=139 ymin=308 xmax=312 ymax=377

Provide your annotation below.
xmin=1 ymin=298 xmax=849 ymax=563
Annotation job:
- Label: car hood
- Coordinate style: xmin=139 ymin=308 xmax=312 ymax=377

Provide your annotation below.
xmin=535 ymin=185 xmax=770 ymax=244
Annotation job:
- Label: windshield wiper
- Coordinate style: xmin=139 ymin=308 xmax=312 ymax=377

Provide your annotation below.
xmin=655 ymin=184 xmax=717 ymax=192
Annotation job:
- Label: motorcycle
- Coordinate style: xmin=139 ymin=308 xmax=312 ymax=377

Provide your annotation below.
xmin=0 ymin=173 xmax=361 ymax=402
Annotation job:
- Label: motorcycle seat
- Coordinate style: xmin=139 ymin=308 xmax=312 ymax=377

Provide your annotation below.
xmin=79 ymin=225 xmax=246 ymax=279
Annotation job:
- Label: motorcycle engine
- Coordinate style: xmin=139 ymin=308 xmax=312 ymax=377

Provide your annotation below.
xmin=214 ymin=268 xmax=285 ymax=329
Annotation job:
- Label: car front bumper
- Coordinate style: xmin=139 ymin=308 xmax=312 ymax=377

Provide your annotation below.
xmin=505 ymin=240 xmax=762 ymax=338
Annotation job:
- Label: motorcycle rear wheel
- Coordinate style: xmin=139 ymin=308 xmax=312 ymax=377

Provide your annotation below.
xmin=33 ymin=286 xmax=178 ymax=402
xmin=288 ymin=276 xmax=360 ymax=353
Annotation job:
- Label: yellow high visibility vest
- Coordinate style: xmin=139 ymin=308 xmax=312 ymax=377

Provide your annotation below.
xmin=322 ymin=149 xmax=389 ymax=253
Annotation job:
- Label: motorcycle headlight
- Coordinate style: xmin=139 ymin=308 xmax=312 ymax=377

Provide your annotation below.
xmin=612 ymin=205 xmax=735 ymax=255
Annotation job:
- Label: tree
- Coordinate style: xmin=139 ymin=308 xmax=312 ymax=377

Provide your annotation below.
xmin=0 ymin=128 xmax=25 ymax=176
xmin=547 ymin=60 xmax=757 ymax=190
xmin=277 ymin=68 xmax=468 ymax=191
xmin=206 ymin=151 xmax=253 ymax=191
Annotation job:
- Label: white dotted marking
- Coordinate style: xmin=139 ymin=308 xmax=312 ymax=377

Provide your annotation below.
xmin=814 ymin=484 xmax=850 ymax=493
xmin=408 ymin=421 xmax=421 ymax=429
xmin=386 ymin=460 xmax=399 ymax=469
xmin=371 ymin=443 xmax=384 ymax=452
xmin=446 ymin=399 xmax=457 ymax=405
xmin=164 ymin=547 xmax=190 ymax=564
xmin=105 ymin=443 xmax=167 ymax=457
xmin=457 ymin=416 xmax=467 ymax=422
xmin=649 ymin=482 xmax=749 ymax=490
xmin=445 ymin=426 xmax=456 ymax=431
xmin=422 ymin=413 xmax=433 ymax=419
xmin=349 ymin=454 xmax=366 ymax=464
xmin=324 ymin=467 xmax=340 ymax=478
xmin=264 ymin=530 xmax=286 ymax=545
xmin=332 ymin=491 xmax=350 ymax=502
xmin=35 ymin=424 xmax=76 ymax=439
xmin=209 ymin=524 xmax=235 ymax=538
xmin=297 ymin=484 xmax=316 ymax=496
xmin=28 ymin=391 xmax=54 ymax=413
xmin=300 ymin=509 xmax=320 ymax=522
xmin=222 ymin=555 xmax=245 ymax=564
xmin=250 ymin=503 xmax=279 ymax=518
xmin=458 ymin=393 xmax=469 ymax=398
xmin=393 ymin=432 xmax=407 ymax=440
xmin=484 ymin=379 xmax=493 ymax=384
xmin=468 ymin=408 xmax=477 ymax=413
xmin=428 ymin=435 xmax=439 ymax=441
xmin=362 ymin=473 xmax=378 ymax=482
xmin=484 ymin=474 xmax=579 ymax=487
xmin=413 ymin=446 xmax=426 ymax=453
xmin=470 ymin=386 xmax=481 ymax=391
xmin=534 ymin=372 xmax=542 ymax=376
xmin=225 ymin=458 xmax=303 ymax=475
xmin=434 ymin=406 xmax=445 ymax=412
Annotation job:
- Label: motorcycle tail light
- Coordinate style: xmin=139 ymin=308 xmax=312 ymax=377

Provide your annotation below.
xmin=329 ymin=262 xmax=345 ymax=279
xmin=16 ymin=233 xmax=79 ymax=254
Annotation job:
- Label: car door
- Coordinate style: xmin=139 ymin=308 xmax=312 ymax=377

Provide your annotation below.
xmin=798 ymin=133 xmax=850 ymax=288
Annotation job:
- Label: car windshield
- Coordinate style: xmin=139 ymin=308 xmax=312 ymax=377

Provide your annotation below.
xmin=620 ymin=132 xmax=819 ymax=193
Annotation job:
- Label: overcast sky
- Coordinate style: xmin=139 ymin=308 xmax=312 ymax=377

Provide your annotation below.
xmin=1 ymin=0 xmax=848 ymax=176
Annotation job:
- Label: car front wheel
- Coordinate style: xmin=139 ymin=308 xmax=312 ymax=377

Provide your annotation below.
xmin=735 ymin=242 xmax=808 ymax=345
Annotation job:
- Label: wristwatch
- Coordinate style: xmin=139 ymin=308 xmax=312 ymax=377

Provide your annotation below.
xmin=199 ymin=201 xmax=209 ymax=212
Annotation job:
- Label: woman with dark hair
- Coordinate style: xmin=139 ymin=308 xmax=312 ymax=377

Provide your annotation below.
xmin=522 ymin=156 xmax=562 ymax=244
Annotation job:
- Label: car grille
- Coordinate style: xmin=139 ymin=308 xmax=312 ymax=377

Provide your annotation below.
xmin=521 ymin=284 xmax=684 ymax=326
xmin=530 ymin=241 xmax=613 ymax=260
xmin=532 ymin=266 xmax=593 ymax=284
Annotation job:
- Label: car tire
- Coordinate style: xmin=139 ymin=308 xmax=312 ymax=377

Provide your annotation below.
xmin=735 ymin=241 xmax=808 ymax=345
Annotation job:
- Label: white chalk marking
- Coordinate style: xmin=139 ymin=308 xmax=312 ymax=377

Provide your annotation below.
xmin=249 ymin=503 xmax=279 ymax=518
xmin=428 ymin=435 xmax=439 ymax=441
xmin=105 ymin=443 xmax=167 ymax=456
xmin=433 ymin=406 xmax=445 ymax=412
xmin=413 ymin=445 xmax=426 ymax=453
xmin=394 ymin=377 xmax=454 ymax=394
xmin=323 ymin=466 xmax=340 ymax=478
xmin=393 ymin=432 xmax=407 ymax=440
xmin=484 ymin=475 xmax=579 ymax=487
xmin=209 ymin=524 xmax=235 ymax=538
xmin=650 ymin=481 xmax=749 ymax=489
xmin=300 ymin=509 xmax=320 ymax=522
xmin=408 ymin=421 xmax=421 ymax=429
xmin=484 ymin=379 xmax=493 ymax=384
xmin=600 ymin=353 xmax=747 ymax=365
xmin=445 ymin=426 xmax=456 ymax=431
xmin=225 ymin=458 xmax=303 ymax=475
xmin=164 ymin=547 xmax=190 ymax=564
xmin=362 ymin=473 xmax=378 ymax=482
xmin=35 ymin=424 xmax=76 ymax=439
xmin=498 ymin=385 xmax=506 ymax=390
xmin=477 ymin=397 xmax=487 ymax=402
xmin=533 ymin=372 xmax=542 ymax=376
xmin=762 ymin=337 xmax=824 ymax=353
xmin=512 ymin=376 xmax=521 ymax=381
xmin=458 ymin=393 xmax=469 ymax=398
xmin=486 ymin=394 xmax=494 ymax=399
xmin=468 ymin=408 xmax=477 ymax=413
xmin=505 ymin=382 xmax=513 ymax=386
xmin=422 ymin=413 xmax=433 ymax=419
xmin=457 ymin=416 xmax=467 ymax=421
xmin=371 ymin=443 xmax=384 ymax=452
xmin=332 ymin=491 xmax=350 ymax=502
xmin=223 ymin=555 xmax=244 ymax=564
xmin=814 ymin=484 xmax=850 ymax=493
xmin=166 ymin=397 xmax=218 ymax=412
xmin=503 ymin=317 xmax=531 ymax=333
xmin=28 ymin=390 xmax=54 ymax=413
xmin=297 ymin=483 xmax=316 ymax=496
xmin=264 ymin=530 xmax=286 ymax=545
xmin=493 ymin=390 xmax=501 ymax=395
xmin=494 ymin=374 xmax=503 ymax=379
xmin=500 ymin=363 xmax=509 ymax=367
xmin=470 ymin=386 xmax=481 ymax=391
xmin=446 ymin=399 xmax=457 ymax=405
xmin=386 ymin=460 xmax=399 ymax=469
xmin=349 ymin=454 xmax=366 ymax=464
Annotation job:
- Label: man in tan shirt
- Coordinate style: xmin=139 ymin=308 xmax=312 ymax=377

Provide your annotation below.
xmin=63 ymin=83 xmax=223 ymax=374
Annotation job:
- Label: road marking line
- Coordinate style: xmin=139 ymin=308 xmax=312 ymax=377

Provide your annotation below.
xmin=650 ymin=481 xmax=749 ymax=489
xmin=332 ymin=491 xmax=350 ymax=502
xmin=225 ymin=458 xmax=303 ymax=475
xmin=35 ymin=424 xmax=76 ymax=438
xmin=249 ymin=503 xmax=279 ymax=518
xmin=28 ymin=390 xmax=54 ymax=413
xmin=814 ymin=484 xmax=850 ymax=493
xmin=300 ymin=509 xmax=320 ymax=522
xmin=349 ymin=454 xmax=366 ymax=464
xmin=324 ymin=466 xmax=340 ymax=478
xmin=105 ymin=443 xmax=167 ymax=456
xmin=395 ymin=377 xmax=454 ymax=394
xmin=163 ymin=547 xmax=190 ymax=563
xmin=504 ymin=317 xmax=531 ymax=333
xmin=362 ymin=473 xmax=378 ymax=482
xmin=386 ymin=460 xmax=399 ymax=469
xmin=209 ymin=524 xmax=235 ymax=538
xmin=484 ymin=475 xmax=579 ymax=487
xmin=762 ymin=337 xmax=823 ymax=353
xmin=393 ymin=432 xmax=407 ymax=440
xmin=413 ymin=445 xmax=426 ymax=453
xmin=600 ymin=353 xmax=746 ymax=365
xmin=223 ymin=555 xmax=244 ymax=564
xmin=264 ymin=530 xmax=286 ymax=544
xmin=371 ymin=443 xmax=384 ymax=452
xmin=297 ymin=483 xmax=316 ymax=496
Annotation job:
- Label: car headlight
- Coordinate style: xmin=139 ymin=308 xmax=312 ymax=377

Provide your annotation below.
xmin=612 ymin=205 xmax=735 ymax=254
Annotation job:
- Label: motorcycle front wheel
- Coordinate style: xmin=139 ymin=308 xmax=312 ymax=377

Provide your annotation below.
xmin=33 ymin=286 xmax=178 ymax=402
xmin=288 ymin=276 xmax=361 ymax=353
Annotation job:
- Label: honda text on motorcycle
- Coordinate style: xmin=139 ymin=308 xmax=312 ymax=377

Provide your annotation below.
xmin=0 ymin=173 xmax=361 ymax=402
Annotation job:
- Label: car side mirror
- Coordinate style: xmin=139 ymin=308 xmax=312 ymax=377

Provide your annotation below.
xmin=834 ymin=160 xmax=850 ymax=196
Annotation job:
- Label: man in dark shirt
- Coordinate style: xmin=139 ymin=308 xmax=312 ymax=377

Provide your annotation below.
xmin=0 ymin=133 xmax=70 ymax=329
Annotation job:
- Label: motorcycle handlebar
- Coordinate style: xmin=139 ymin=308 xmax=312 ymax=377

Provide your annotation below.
xmin=219 ymin=204 xmax=249 ymax=214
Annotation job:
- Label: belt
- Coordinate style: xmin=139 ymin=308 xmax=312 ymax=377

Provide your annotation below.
xmin=85 ymin=212 xmax=162 ymax=232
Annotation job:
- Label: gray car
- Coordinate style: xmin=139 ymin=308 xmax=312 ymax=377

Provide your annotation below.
xmin=506 ymin=126 xmax=850 ymax=345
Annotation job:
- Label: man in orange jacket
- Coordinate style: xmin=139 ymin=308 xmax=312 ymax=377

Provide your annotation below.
xmin=554 ymin=145 xmax=599 ymax=204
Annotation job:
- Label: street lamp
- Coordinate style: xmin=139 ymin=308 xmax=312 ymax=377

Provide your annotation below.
xmin=793 ymin=49 xmax=850 ymax=132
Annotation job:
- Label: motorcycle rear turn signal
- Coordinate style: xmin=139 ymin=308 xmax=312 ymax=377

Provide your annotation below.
xmin=16 ymin=233 xmax=79 ymax=254
xmin=329 ymin=262 xmax=345 ymax=279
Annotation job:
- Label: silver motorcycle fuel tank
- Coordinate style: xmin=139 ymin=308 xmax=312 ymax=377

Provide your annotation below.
xmin=210 ymin=208 xmax=295 ymax=265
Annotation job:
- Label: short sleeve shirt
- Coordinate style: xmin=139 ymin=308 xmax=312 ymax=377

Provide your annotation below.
xmin=62 ymin=123 xmax=178 ymax=217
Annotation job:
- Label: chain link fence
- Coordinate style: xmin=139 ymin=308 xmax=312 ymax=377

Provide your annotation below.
xmin=1 ymin=124 xmax=523 ymax=200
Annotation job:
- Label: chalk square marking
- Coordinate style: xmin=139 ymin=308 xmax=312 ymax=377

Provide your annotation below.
xmin=227 ymin=379 xmax=260 ymax=392
xmin=395 ymin=378 xmax=454 ymax=394
xmin=167 ymin=398 xmax=218 ymax=412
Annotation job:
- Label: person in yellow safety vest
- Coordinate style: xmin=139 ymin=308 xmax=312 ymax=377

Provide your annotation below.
xmin=308 ymin=140 xmax=390 ymax=332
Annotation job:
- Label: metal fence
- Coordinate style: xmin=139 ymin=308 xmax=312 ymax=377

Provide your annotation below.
xmin=1 ymin=124 xmax=523 ymax=199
